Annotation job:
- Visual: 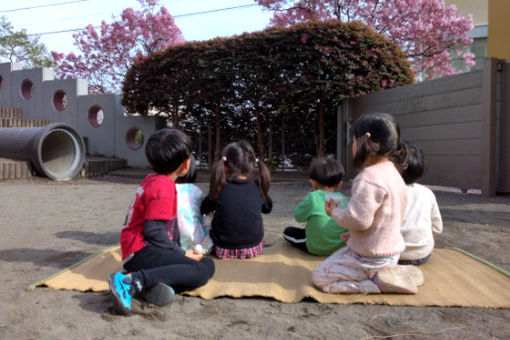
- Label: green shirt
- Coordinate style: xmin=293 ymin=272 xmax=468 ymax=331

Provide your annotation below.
xmin=294 ymin=190 xmax=349 ymax=256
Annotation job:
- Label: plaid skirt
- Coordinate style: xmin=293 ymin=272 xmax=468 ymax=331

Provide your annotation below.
xmin=214 ymin=240 xmax=264 ymax=259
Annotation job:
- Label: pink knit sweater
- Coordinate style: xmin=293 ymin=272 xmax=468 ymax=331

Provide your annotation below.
xmin=330 ymin=161 xmax=407 ymax=258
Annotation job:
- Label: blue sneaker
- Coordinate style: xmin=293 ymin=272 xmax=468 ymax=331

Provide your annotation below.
xmin=140 ymin=283 xmax=176 ymax=307
xmin=108 ymin=272 xmax=136 ymax=315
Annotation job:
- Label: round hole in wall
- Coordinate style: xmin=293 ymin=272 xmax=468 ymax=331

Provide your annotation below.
xmin=88 ymin=105 xmax=105 ymax=127
xmin=126 ymin=127 xmax=144 ymax=150
xmin=21 ymin=79 xmax=34 ymax=100
xmin=53 ymin=90 xmax=68 ymax=111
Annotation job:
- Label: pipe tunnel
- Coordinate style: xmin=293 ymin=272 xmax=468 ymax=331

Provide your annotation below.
xmin=0 ymin=123 xmax=85 ymax=180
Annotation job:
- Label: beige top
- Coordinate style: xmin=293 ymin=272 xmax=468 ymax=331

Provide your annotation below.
xmin=331 ymin=161 xmax=407 ymax=258
xmin=400 ymin=183 xmax=443 ymax=260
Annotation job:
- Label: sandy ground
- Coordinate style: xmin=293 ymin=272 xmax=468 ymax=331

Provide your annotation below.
xmin=0 ymin=172 xmax=509 ymax=340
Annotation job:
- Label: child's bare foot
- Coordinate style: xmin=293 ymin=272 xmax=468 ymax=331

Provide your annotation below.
xmin=372 ymin=265 xmax=423 ymax=294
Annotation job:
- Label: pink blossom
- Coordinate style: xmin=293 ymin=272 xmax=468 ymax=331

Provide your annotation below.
xmin=52 ymin=0 xmax=185 ymax=94
xmin=255 ymin=0 xmax=474 ymax=79
xmin=300 ymin=33 xmax=308 ymax=44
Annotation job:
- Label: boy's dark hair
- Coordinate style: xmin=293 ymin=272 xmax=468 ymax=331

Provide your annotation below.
xmin=351 ymin=112 xmax=408 ymax=173
xmin=145 ymin=128 xmax=192 ymax=174
xmin=209 ymin=140 xmax=271 ymax=199
xmin=309 ymin=157 xmax=344 ymax=187
xmin=175 ymin=153 xmax=197 ymax=184
xmin=402 ymin=141 xmax=424 ymax=184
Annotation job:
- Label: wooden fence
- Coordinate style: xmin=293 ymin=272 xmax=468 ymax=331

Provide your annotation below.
xmin=338 ymin=58 xmax=509 ymax=196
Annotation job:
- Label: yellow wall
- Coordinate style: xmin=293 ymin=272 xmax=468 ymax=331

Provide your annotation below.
xmin=488 ymin=0 xmax=510 ymax=59
xmin=445 ymin=0 xmax=488 ymax=25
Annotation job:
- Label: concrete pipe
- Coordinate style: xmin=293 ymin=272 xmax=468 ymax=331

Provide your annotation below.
xmin=0 ymin=123 xmax=85 ymax=181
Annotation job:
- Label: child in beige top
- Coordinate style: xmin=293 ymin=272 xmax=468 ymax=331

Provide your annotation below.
xmin=312 ymin=113 xmax=423 ymax=294
xmin=399 ymin=141 xmax=442 ymax=265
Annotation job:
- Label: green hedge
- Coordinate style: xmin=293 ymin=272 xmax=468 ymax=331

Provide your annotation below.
xmin=122 ymin=20 xmax=413 ymax=160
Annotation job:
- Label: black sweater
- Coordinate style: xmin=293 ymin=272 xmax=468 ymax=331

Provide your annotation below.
xmin=201 ymin=178 xmax=272 ymax=249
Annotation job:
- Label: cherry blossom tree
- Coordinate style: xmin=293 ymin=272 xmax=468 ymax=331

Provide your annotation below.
xmin=52 ymin=0 xmax=185 ymax=94
xmin=255 ymin=0 xmax=475 ymax=79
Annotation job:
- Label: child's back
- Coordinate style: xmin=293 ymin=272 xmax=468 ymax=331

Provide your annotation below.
xmin=399 ymin=141 xmax=442 ymax=265
xmin=176 ymin=182 xmax=213 ymax=253
xmin=205 ymin=178 xmax=271 ymax=249
xmin=295 ymin=190 xmax=348 ymax=255
xmin=201 ymin=140 xmax=272 ymax=259
xmin=312 ymin=113 xmax=423 ymax=295
xmin=285 ymin=157 xmax=349 ymax=256
xmin=175 ymin=155 xmax=213 ymax=254
xmin=108 ymin=129 xmax=215 ymax=315
xmin=400 ymin=183 xmax=442 ymax=261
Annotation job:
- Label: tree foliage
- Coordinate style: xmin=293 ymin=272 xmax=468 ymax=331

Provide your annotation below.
xmin=123 ymin=20 xmax=413 ymax=160
xmin=255 ymin=0 xmax=474 ymax=79
xmin=52 ymin=0 xmax=184 ymax=94
xmin=0 ymin=16 xmax=52 ymax=68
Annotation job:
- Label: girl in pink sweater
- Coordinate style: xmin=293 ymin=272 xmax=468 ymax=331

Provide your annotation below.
xmin=312 ymin=113 xmax=424 ymax=294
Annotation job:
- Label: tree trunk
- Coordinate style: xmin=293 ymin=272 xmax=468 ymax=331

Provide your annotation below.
xmin=214 ymin=106 xmax=221 ymax=160
xmin=318 ymin=103 xmax=325 ymax=157
xmin=268 ymin=118 xmax=273 ymax=169
xmin=172 ymin=100 xmax=179 ymax=128
xmin=207 ymin=123 xmax=213 ymax=170
xmin=255 ymin=110 xmax=265 ymax=160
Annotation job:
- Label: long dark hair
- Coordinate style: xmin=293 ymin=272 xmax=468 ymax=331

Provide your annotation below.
xmin=209 ymin=140 xmax=271 ymax=199
xmin=351 ymin=113 xmax=408 ymax=172
xmin=402 ymin=140 xmax=424 ymax=184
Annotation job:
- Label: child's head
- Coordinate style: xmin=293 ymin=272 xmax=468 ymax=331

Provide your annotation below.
xmin=145 ymin=128 xmax=192 ymax=175
xmin=309 ymin=157 xmax=344 ymax=190
xmin=209 ymin=140 xmax=271 ymax=199
xmin=175 ymin=153 xmax=197 ymax=184
xmin=351 ymin=113 xmax=408 ymax=172
xmin=402 ymin=140 xmax=424 ymax=185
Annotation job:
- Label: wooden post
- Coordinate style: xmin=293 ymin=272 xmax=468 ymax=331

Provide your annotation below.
xmin=481 ymin=58 xmax=498 ymax=196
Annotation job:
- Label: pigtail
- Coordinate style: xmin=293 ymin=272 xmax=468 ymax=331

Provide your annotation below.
xmin=390 ymin=140 xmax=409 ymax=174
xmin=209 ymin=156 xmax=227 ymax=200
xmin=255 ymin=158 xmax=271 ymax=198
xmin=352 ymin=132 xmax=372 ymax=170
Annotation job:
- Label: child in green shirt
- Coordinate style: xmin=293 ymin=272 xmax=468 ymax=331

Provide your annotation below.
xmin=283 ymin=157 xmax=349 ymax=256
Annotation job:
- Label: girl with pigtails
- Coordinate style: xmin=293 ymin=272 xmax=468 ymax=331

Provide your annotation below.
xmin=312 ymin=113 xmax=425 ymax=295
xmin=200 ymin=140 xmax=272 ymax=259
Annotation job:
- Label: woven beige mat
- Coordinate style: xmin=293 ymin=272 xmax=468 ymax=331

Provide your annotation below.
xmin=30 ymin=241 xmax=510 ymax=308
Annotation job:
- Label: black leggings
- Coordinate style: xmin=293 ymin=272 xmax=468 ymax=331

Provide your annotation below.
xmin=124 ymin=245 xmax=215 ymax=293
xmin=398 ymin=253 xmax=431 ymax=266
xmin=283 ymin=226 xmax=309 ymax=253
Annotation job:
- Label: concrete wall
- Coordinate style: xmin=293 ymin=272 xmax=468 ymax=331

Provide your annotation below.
xmin=341 ymin=58 xmax=509 ymax=196
xmin=0 ymin=63 xmax=22 ymax=106
xmin=43 ymin=78 xmax=88 ymax=128
xmin=0 ymin=63 xmax=156 ymax=168
xmin=114 ymin=95 xmax=155 ymax=168
xmin=10 ymin=67 xmax=54 ymax=121
xmin=77 ymin=94 xmax=118 ymax=157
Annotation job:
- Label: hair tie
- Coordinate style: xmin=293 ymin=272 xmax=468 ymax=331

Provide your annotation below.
xmin=222 ymin=156 xmax=227 ymax=162
xmin=255 ymin=158 xmax=259 ymax=163
xmin=365 ymin=132 xmax=371 ymax=138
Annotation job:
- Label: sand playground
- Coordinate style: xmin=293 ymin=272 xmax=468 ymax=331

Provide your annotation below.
xmin=0 ymin=171 xmax=509 ymax=339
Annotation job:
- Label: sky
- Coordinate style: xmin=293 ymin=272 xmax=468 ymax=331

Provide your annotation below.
xmin=1 ymin=0 xmax=274 ymax=55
